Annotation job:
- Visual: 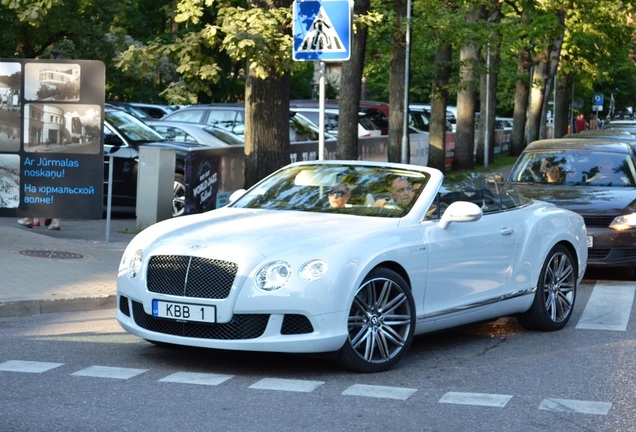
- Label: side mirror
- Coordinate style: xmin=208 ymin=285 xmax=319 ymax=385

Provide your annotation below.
xmin=104 ymin=133 xmax=124 ymax=147
xmin=438 ymin=201 xmax=482 ymax=229
xmin=228 ymin=189 xmax=247 ymax=203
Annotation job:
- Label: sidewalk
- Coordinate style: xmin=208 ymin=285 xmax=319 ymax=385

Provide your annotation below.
xmin=0 ymin=216 xmax=138 ymax=317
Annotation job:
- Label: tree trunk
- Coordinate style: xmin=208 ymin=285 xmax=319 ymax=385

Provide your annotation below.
xmin=388 ymin=0 xmax=407 ymax=163
xmin=527 ymin=35 xmax=562 ymax=144
xmin=429 ymin=44 xmax=452 ymax=172
xmin=554 ymin=73 xmax=571 ymax=137
xmin=455 ymin=40 xmax=478 ymax=171
xmin=243 ymin=65 xmax=291 ymax=188
xmin=510 ymin=47 xmax=531 ymax=156
xmin=337 ymin=0 xmax=370 ymax=160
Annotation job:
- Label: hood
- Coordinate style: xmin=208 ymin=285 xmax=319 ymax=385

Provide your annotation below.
xmin=140 ymin=208 xmax=399 ymax=259
xmin=512 ymin=184 xmax=636 ymax=216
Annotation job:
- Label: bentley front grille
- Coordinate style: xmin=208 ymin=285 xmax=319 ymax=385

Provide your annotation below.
xmin=131 ymin=301 xmax=269 ymax=340
xmin=147 ymin=255 xmax=238 ymax=299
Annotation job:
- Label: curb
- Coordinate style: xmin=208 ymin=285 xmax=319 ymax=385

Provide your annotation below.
xmin=0 ymin=295 xmax=117 ymax=318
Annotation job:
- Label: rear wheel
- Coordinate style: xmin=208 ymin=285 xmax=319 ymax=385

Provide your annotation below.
xmin=517 ymin=244 xmax=576 ymax=331
xmin=337 ymin=268 xmax=415 ymax=373
xmin=173 ymin=173 xmax=186 ymax=217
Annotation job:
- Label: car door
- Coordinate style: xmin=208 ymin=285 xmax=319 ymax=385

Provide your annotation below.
xmin=422 ymin=207 xmax=522 ymax=318
xmin=103 ymin=124 xmax=139 ymax=208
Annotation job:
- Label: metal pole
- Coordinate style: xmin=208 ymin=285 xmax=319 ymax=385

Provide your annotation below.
xmin=105 ymin=155 xmax=114 ymax=242
xmin=484 ymin=42 xmax=490 ymax=168
xmin=401 ymin=0 xmax=412 ymax=164
xmin=319 ymin=61 xmax=325 ymax=160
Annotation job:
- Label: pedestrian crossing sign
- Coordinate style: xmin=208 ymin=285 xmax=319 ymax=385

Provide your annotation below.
xmin=293 ymin=0 xmax=352 ymax=61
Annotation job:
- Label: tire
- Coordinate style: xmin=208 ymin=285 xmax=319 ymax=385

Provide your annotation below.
xmin=337 ymin=268 xmax=415 ymax=373
xmin=173 ymin=173 xmax=186 ymax=217
xmin=517 ymin=244 xmax=577 ymax=331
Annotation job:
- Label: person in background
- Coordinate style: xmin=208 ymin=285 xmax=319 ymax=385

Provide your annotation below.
xmin=575 ymin=113 xmax=589 ymax=133
xmin=589 ymin=113 xmax=599 ymax=130
xmin=546 ymin=166 xmax=561 ymax=183
xmin=17 ymin=217 xmax=61 ymax=230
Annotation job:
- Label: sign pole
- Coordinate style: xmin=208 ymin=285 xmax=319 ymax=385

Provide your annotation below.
xmin=319 ymin=61 xmax=325 ymax=160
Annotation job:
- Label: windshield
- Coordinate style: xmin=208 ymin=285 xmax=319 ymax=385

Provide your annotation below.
xmin=105 ymin=109 xmax=165 ymax=144
xmin=509 ymin=150 xmax=636 ymax=187
xmin=231 ymin=164 xmax=430 ymax=218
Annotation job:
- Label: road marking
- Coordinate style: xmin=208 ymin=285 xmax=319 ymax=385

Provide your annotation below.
xmin=539 ymin=398 xmax=612 ymax=415
xmin=159 ymin=371 xmax=233 ymax=386
xmin=439 ymin=392 xmax=512 ymax=407
xmin=249 ymin=378 xmax=324 ymax=392
xmin=576 ymin=281 xmax=635 ymax=331
xmin=0 ymin=360 xmax=63 ymax=373
xmin=71 ymin=365 xmax=147 ymax=380
xmin=342 ymin=384 xmax=417 ymax=400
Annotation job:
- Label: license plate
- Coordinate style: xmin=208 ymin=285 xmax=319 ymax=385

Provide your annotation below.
xmin=587 ymin=235 xmax=593 ymax=248
xmin=152 ymin=300 xmax=216 ymax=323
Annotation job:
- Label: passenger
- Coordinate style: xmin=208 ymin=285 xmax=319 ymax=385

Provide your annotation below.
xmin=374 ymin=176 xmax=413 ymax=209
xmin=327 ymin=183 xmax=352 ymax=208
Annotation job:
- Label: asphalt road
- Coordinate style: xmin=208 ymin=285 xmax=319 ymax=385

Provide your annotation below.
xmin=1 ymin=275 xmax=635 ymax=432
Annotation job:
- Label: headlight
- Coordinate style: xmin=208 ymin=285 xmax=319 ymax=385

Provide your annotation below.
xmin=126 ymin=249 xmax=144 ymax=279
xmin=610 ymin=213 xmax=636 ymax=231
xmin=255 ymin=261 xmax=291 ymax=291
xmin=299 ymin=260 xmax=328 ymax=282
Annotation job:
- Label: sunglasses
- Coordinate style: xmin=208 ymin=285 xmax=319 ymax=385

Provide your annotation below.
xmin=328 ymin=190 xmax=346 ymax=197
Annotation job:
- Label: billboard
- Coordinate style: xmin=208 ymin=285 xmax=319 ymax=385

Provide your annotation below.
xmin=0 ymin=59 xmax=104 ymax=219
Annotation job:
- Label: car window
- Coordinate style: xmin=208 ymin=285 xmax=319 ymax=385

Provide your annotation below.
xmin=231 ymin=164 xmax=430 ymax=218
xmin=151 ymin=125 xmax=196 ymax=144
xmin=509 ymin=150 xmax=636 ymax=186
xmin=164 ymin=109 xmax=206 ymax=123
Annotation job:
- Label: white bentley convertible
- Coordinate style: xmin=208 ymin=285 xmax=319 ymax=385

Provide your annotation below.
xmin=117 ymin=161 xmax=587 ymax=372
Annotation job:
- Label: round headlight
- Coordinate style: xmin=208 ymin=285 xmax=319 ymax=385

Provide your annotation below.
xmin=299 ymin=260 xmax=328 ymax=282
xmin=255 ymin=261 xmax=291 ymax=291
xmin=127 ymin=249 xmax=143 ymax=279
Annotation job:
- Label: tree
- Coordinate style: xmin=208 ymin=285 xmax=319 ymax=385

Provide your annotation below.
xmin=337 ymin=0 xmax=372 ymax=161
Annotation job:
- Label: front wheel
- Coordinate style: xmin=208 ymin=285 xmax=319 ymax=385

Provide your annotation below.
xmin=517 ymin=244 xmax=577 ymax=331
xmin=172 ymin=173 xmax=186 ymax=217
xmin=337 ymin=268 xmax=415 ymax=373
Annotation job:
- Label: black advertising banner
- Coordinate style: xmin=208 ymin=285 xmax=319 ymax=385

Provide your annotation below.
xmin=185 ymin=149 xmax=221 ymax=215
xmin=0 ymin=59 xmax=104 ymax=219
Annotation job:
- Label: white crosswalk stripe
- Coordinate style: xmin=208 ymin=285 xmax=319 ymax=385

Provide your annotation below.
xmin=0 ymin=360 xmax=63 ymax=373
xmin=249 ymin=377 xmax=324 ymax=392
xmin=439 ymin=392 xmax=512 ymax=408
xmin=539 ymin=398 xmax=612 ymax=415
xmin=576 ymin=281 xmax=635 ymax=331
xmin=71 ymin=365 xmax=148 ymax=380
xmin=342 ymin=384 xmax=417 ymax=400
xmin=159 ymin=371 xmax=233 ymax=386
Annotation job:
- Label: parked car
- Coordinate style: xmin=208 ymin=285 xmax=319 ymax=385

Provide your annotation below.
xmin=507 ymin=138 xmax=636 ymax=269
xmin=117 ymin=160 xmax=587 ymax=372
xmin=603 ymin=119 xmax=636 ymax=131
xmin=161 ymin=103 xmax=335 ymax=143
xmin=409 ymin=105 xmax=453 ymax=132
xmin=145 ymin=120 xmax=244 ymax=147
xmin=290 ymin=107 xmax=382 ymax=137
xmin=410 ymin=103 xmax=457 ymax=131
xmin=104 ymin=108 xmax=207 ymax=217
xmin=109 ymin=102 xmax=179 ymax=120
xmin=291 ymin=99 xmax=392 ymax=135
